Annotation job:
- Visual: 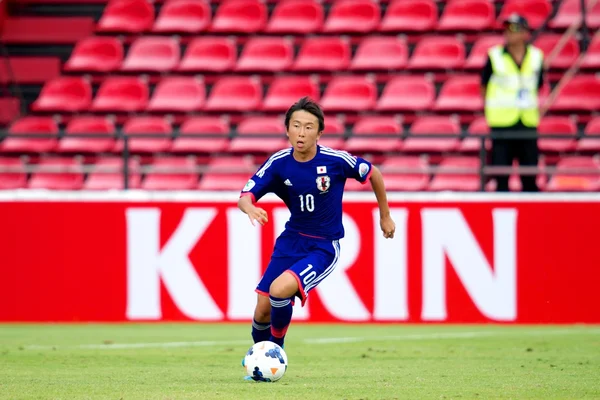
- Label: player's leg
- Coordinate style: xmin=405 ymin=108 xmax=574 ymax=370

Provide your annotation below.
xmin=251 ymin=293 xmax=271 ymax=343
xmin=268 ymin=272 xmax=299 ymax=347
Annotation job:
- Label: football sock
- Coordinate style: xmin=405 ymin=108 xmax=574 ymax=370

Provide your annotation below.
xmin=269 ymin=295 xmax=293 ymax=347
xmin=251 ymin=319 xmax=271 ymax=343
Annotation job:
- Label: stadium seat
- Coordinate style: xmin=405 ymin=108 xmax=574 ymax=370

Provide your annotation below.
xmin=229 ymin=117 xmax=288 ymax=153
xmin=379 ymin=0 xmax=437 ymax=32
xmin=576 ymin=117 xmax=600 ymax=152
xmin=460 ymin=117 xmax=491 ymax=152
xmin=262 ymin=76 xmax=320 ymax=112
xmin=429 ymin=157 xmax=481 ymax=191
xmin=345 ymin=116 xmax=402 ymax=153
xmin=147 ymin=77 xmax=205 ymax=113
xmin=198 ymin=156 xmax=255 ymax=190
xmin=350 ymin=36 xmax=408 ymax=71
xmin=464 ymin=35 xmax=504 ymax=70
xmin=376 ymin=76 xmax=435 ymax=111
xmin=172 ymin=117 xmax=230 ymax=154
xmin=121 ymin=36 xmax=180 ymax=72
xmin=403 ymin=116 xmax=461 ymax=152
xmin=407 ymin=36 xmax=465 ymax=70
xmin=235 ymin=37 xmax=294 ymax=72
xmin=533 ymin=34 xmax=579 ymax=70
xmin=91 ymin=77 xmax=149 ymax=112
xmin=320 ymin=76 xmax=377 ymax=112
xmin=28 ymin=157 xmax=84 ymax=190
xmin=58 ymin=117 xmax=116 ymax=153
xmin=178 ymin=37 xmax=237 ymax=72
xmin=83 ymin=157 xmax=141 ymax=190
xmin=120 ymin=117 xmax=173 ymax=153
xmin=581 ymin=35 xmax=600 ymax=70
xmin=210 ymin=0 xmax=267 ymax=33
xmin=550 ymin=75 xmax=600 ymax=111
xmin=2 ymin=117 xmax=58 ymax=153
xmin=142 ymin=157 xmax=198 ymax=190
xmin=0 ymin=98 xmax=20 ymax=127
xmin=153 ymin=0 xmax=211 ymax=33
xmin=438 ymin=0 xmax=495 ymax=31
xmin=318 ymin=118 xmax=346 ymax=149
xmin=537 ymin=116 xmax=578 ymax=153
xmin=380 ymin=156 xmax=430 ymax=191
xmin=549 ymin=0 xmax=600 ymax=29
xmin=266 ymin=0 xmax=324 ymax=34
xmin=293 ymin=37 xmax=351 ymax=71
xmin=323 ymin=0 xmax=380 ymax=33
xmin=97 ymin=0 xmax=155 ymax=33
xmin=31 ymin=77 xmax=92 ymax=113
xmin=434 ymin=75 xmax=483 ymax=112
xmin=204 ymin=77 xmax=262 ymax=112
xmin=0 ymin=158 xmax=27 ymax=189
xmin=1 ymin=17 xmax=95 ymax=45
xmin=546 ymin=157 xmax=600 ymax=191
xmin=64 ymin=37 xmax=124 ymax=73
xmin=498 ymin=0 xmax=552 ymax=30
xmin=0 ymin=57 xmax=60 ymax=86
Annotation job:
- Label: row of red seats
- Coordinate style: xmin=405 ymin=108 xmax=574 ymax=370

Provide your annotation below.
xmin=31 ymin=74 xmax=600 ymax=114
xmin=4 ymin=115 xmax=600 ymax=154
xmin=0 ymin=155 xmax=598 ymax=192
xmin=64 ymin=33 xmax=591 ymax=74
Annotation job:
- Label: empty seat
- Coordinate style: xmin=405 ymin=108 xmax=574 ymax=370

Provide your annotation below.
xmin=380 ymin=156 xmax=429 ymax=191
xmin=321 ymin=76 xmax=377 ymax=112
xmin=211 ymin=0 xmax=267 ymax=33
xmin=546 ymin=157 xmax=600 ymax=191
xmin=376 ymin=76 xmax=435 ymax=111
xmin=534 ymin=34 xmax=579 ymax=70
xmin=2 ymin=17 xmax=95 ymax=45
xmin=318 ymin=118 xmax=346 ymax=149
xmin=403 ymin=116 xmax=461 ymax=152
xmin=153 ymin=0 xmax=211 ymax=33
xmin=204 ymin=76 xmax=262 ymax=112
xmin=236 ymin=37 xmax=294 ymax=72
xmin=581 ymin=35 xmax=600 ymax=70
xmin=498 ymin=0 xmax=552 ymax=30
xmin=293 ymin=37 xmax=351 ymax=71
xmin=323 ymin=0 xmax=380 ymax=33
xmin=121 ymin=117 xmax=173 ymax=153
xmin=97 ymin=0 xmax=155 ymax=33
xmin=0 ymin=158 xmax=27 ymax=189
xmin=0 ymin=57 xmax=60 ymax=85
xmin=537 ymin=116 xmax=578 ymax=152
xmin=549 ymin=0 xmax=600 ymax=29
xmin=438 ymin=0 xmax=495 ymax=31
xmin=147 ymin=77 xmax=205 ymax=113
xmin=31 ymin=77 xmax=92 ymax=113
xmin=172 ymin=117 xmax=230 ymax=153
xmin=262 ymin=76 xmax=320 ymax=112
xmin=29 ymin=157 xmax=84 ymax=190
xmin=198 ymin=156 xmax=256 ymax=190
xmin=84 ymin=157 xmax=141 ymax=190
xmin=178 ymin=37 xmax=237 ymax=72
xmin=460 ymin=117 xmax=491 ymax=152
xmin=142 ymin=157 xmax=198 ymax=190
xmin=408 ymin=36 xmax=465 ymax=70
xmin=64 ymin=37 xmax=124 ymax=73
xmin=266 ymin=0 xmax=324 ymax=34
xmin=350 ymin=36 xmax=408 ymax=71
xmin=550 ymin=75 xmax=600 ymax=111
xmin=58 ymin=117 xmax=116 ymax=153
xmin=434 ymin=75 xmax=483 ymax=111
xmin=0 ymin=98 xmax=20 ymax=127
xmin=229 ymin=117 xmax=288 ymax=153
xmin=429 ymin=157 xmax=481 ymax=191
xmin=345 ymin=116 xmax=402 ymax=153
xmin=578 ymin=117 xmax=600 ymax=151
xmin=122 ymin=36 xmax=180 ymax=72
xmin=465 ymin=35 xmax=505 ymax=69
xmin=379 ymin=0 xmax=437 ymax=32
xmin=91 ymin=77 xmax=149 ymax=112
xmin=2 ymin=117 xmax=58 ymax=153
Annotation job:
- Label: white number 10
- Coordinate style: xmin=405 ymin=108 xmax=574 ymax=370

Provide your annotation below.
xmin=299 ymin=194 xmax=315 ymax=212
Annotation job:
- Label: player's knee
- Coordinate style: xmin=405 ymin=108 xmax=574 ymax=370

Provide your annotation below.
xmin=269 ymin=281 xmax=292 ymax=299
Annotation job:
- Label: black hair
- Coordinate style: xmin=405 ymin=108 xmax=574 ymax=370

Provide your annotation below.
xmin=284 ymin=96 xmax=325 ymax=133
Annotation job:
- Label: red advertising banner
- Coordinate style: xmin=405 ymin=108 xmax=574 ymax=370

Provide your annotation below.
xmin=0 ymin=192 xmax=599 ymax=323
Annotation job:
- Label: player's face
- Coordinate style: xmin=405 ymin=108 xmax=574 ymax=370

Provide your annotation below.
xmin=286 ymin=110 xmax=322 ymax=153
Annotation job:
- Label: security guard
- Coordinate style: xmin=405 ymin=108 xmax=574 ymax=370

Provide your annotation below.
xmin=481 ymin=14 xmax=544 ymax=192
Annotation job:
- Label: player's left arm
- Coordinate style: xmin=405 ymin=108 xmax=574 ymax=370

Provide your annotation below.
xmin=368 ymin=165 xmax=395 ymax=239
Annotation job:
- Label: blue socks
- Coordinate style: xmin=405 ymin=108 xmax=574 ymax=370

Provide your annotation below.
xmin=251 ymin=319 xmax=271 ymax=343
xmin=269 ymin=295 xmax=293 ymax=347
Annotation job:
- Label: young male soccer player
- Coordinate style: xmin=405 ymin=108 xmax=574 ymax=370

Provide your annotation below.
xmin=238 ymin=97 xmax=396 ymax=352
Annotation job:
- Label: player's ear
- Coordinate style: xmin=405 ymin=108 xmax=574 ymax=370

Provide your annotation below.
xmin=317 ymin=130 xmax=323 ymax=139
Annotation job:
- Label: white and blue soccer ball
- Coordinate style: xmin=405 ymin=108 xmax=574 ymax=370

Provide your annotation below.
xmin=244 ymin=341 xmax=288 ymax=382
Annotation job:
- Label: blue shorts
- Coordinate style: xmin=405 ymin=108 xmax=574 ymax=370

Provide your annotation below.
xmin=256 ymin=231 xmax=340 ymax=306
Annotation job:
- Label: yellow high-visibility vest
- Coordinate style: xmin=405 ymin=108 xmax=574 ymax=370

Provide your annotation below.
xmin=484 ymin=44 xmax=544 ymax=128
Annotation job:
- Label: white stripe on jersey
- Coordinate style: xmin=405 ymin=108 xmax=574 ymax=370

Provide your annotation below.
xmin=304 ymin=240 xmax=340 ymax=293
xmin=320 ymin=147 xmax=356 ymax=167
xmin=256 ymin=148 xmax=292 ymax=178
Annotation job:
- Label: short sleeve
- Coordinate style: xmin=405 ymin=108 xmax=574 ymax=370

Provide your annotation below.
xmin=240 ymin=159 xmax=278 ymax=203
xmin=342 ymin=153 xmax=373 ymax=184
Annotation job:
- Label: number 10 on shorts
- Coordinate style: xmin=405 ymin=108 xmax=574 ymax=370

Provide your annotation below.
xmin=299 ymin=264 xmax=316 ymax=286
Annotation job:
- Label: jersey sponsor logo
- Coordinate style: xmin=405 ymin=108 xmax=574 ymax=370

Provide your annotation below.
xmin=242 ymin=179 xmax=256 ymax=192
xmin=284 ymin=179 xmax=293 ymax=187
xmin=317 ymin=166 xmax=327 ymax=174
xmin=359 ymin=163 xmax=370 ymax=178
xmin=316 ymin=176 xmax=331 ymax=193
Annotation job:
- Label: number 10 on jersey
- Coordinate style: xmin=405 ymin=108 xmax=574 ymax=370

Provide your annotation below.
xmin=299 ymin=194 xmax=315 ymax=212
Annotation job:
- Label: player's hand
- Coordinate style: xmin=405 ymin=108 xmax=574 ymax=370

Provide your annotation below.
xmin=247 ymin=206 xmax=269 ymax=226
xmin=380 ymin=215 xmax=395 ymax=239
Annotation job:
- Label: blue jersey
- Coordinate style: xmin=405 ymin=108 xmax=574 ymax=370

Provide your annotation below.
xmin=240 ymin=145 xmax=373 ymax=240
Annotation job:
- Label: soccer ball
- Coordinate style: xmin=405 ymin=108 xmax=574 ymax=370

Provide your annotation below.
xmin=243 ymin=341 xmax=288 ymax=382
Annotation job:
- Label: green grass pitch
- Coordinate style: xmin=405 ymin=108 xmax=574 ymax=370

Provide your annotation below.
xmin=1 ymin=324 xmax=598 ymax=400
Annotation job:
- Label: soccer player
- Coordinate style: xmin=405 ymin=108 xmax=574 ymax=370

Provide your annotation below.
xmin=238 ymin=97 xmax=396 ymax=353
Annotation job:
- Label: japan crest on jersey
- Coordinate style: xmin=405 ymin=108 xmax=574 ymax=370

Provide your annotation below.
xmin=316 ymin=175 xmax=330 ymax=193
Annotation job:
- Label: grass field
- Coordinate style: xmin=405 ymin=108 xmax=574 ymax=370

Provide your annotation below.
xmin=1 ymin=324 xmax=599 ymax=400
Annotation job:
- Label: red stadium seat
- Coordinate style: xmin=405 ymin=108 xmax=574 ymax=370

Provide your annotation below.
xmin=266 ymin=0 xmax=324 ymax=34
xmin=147 ymin=77 xmax=205 ymax=113
xmin=460 ymin=117 xmax=491 ymax=152
xmin=210 ymin=0 xmax=267 ymax=33
xmin=121 ymin=117 xmax=173 ymax=153
xmin=403 ymin=116 xmax=461 ymax=152
xmin=293 ymin=37 xmax=351 ymax=71
xmin=178 ymin=37 xmax=237 ymax=72
xmin=97 ymin=0 xmax=155 ymax=33
xmin=550 ymin=75 xmax=600 ymax=111
xmin=408 ymin=36 xmax=465 ymax=70
xmin=321 ymin=76 xmax=377 ymax=112
xmin=64 ymin=36 xmax=124 ymax=73
xmin=537 ymin=116 xmax=577 ymax=153
xmin=204 ymin=76 xmax=262 ymax=112
xmin=581 ymin=35 xmax=600 ymax=70
xmin=350 ymin=36 xmax=408 ymax=71
xmin=379 ymin=0 xmax=437 ymax=32
xmin=546 ymin=157 xmax=600 ymax=192
xmin=576 ymin=117 xmax=600 ymax=152
xmin=0 ymin=57 xmax=60 ymax=85
xmin=318 ymin=118 xmax=346 ymax=149
xmin=29 ymin=157 xmax=84 ymax=190
xmin=262 ymin=76 xmax=320 ymax=112
xmin=229 ymin=117 xmax=288 ymax=153
xmin=434 ymin=75 xmax=483 ymax=112
xmin=142 ymin=157 xmax=198 ymax=190
xmin=153 ymin=0 xmax=211 ymax=33
xmin=380 ymin=156 xmax=429 ymax=191
xmin=498 ymin=0 xmax=552 ymax=30
xmin=549 ymin=0 xmax=600 ymax=29
xmin=376 ymin=76 xmax=435 ymax=111
xmin=84 ymin=157 xmax=141 ymax=190
xmin=1 ymin=17 xmax=95 ymax=45
xmin=91 ymin=77 xmax=149 ymax=112
xmin=121 ymin=36 xmax=180 ymax=72
xmin=198 ymin=156 xmax=256 ymax=190
xmin=533 ymin=34 xmax=579 ymax=70
xmin=31 ymin=77 xmax=92 ymax=113
xmin=58 ymin=117 xmax=116 ymax=153
xmin=172 ymin=117 xmax=230 ymax=153
xmin=429 ymin=157 xmax=481 ymax=191
xmin=0 ymin=158 xmax=27 ymax=189
xmin=2 ymin=117 xmax=58 ymax=153
xmin=345 ymin=116 xmax=402 ymax=153
xmin=465 ymin=36 xmax=504 ymax=70
xmin=323 ymin=0 xmax=380 ymax=33
xmin=438 ymin=0 xmax=495 ymax=31
xmin=236 ymin=37 xmax=294 ymax=72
